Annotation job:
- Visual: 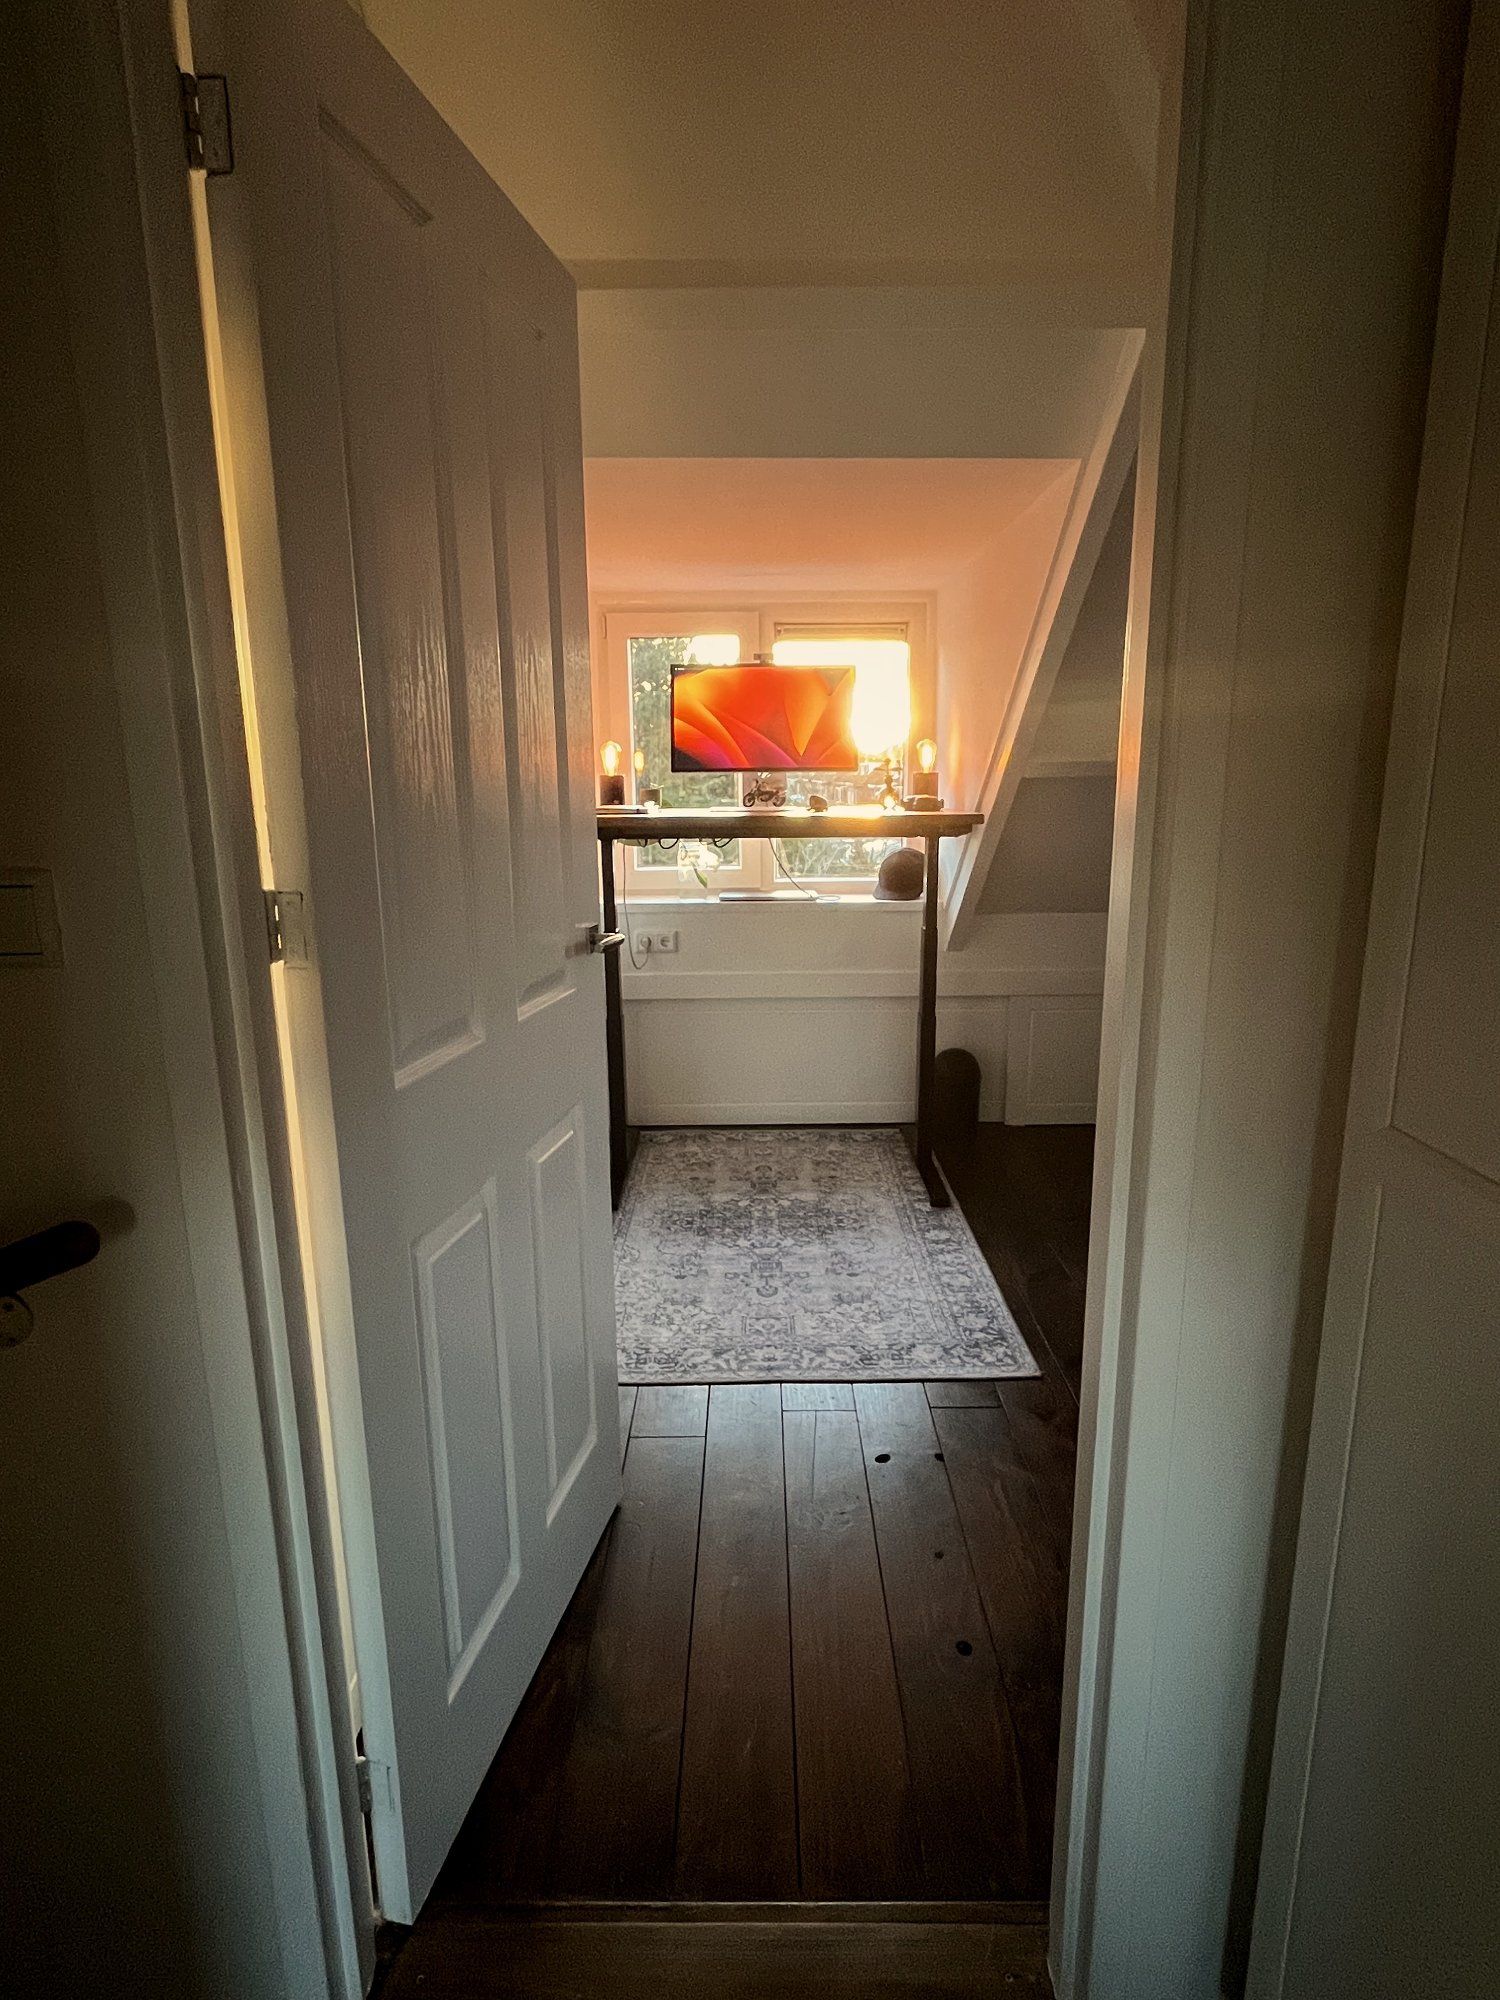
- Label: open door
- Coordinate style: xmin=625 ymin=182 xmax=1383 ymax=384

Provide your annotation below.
xmin=198 ymin=0 xmax=621 ymax=1921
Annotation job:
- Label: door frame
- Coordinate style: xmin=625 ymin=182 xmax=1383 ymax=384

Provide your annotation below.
xmin=50 ymin=0 xmax=371 ymax=1994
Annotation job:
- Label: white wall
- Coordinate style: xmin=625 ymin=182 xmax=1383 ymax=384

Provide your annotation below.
xmin=981 ymin=772 xmax=1118 ymax=914
xmin=357 ymin=0 xmax=1156 ymax=299
xmin=621 ymin=903 xmax=1105 ymax=1124
xmin=2 ymin=4 xmax=327 ymax=1992
xmin=581 ymin=290 xmax=1143 ymax=460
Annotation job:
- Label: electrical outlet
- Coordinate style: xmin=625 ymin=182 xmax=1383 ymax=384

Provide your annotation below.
xmin=648 ymin=928 xmax=679 ymax=954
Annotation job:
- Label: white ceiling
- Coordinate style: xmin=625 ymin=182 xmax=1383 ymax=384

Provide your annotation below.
xmin=584 ymin=457 xmax=1078 ymax=595
xmin=357 ymin=0 xmax=1160 ymax=307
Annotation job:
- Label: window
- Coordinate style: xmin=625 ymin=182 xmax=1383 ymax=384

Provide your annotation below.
xmin=628 ymin=632 xmax=744 ymax=875
xmin=599 ymin=607 xmax=927 ymax=896
xmin=767 ymin=631 xmax=912 ymax=882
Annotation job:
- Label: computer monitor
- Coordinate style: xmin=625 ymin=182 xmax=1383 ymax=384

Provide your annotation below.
xmin=669 ymin=663 xmax=860 ymax=773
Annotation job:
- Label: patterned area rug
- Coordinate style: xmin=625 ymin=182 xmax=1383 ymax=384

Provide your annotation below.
xmin=614 ymin=1126 xmax=1038 ymax=1384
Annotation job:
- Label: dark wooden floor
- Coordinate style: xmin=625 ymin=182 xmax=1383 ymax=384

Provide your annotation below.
xmin=379 ymin=1123 xmax=1091 ymax=1997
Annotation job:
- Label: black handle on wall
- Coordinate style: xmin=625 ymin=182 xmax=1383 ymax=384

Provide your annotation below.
xmin=0 ymin=1221 xmax=102 ymax=1298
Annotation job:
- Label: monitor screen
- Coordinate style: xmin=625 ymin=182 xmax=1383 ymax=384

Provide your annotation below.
xmin=670 ymin=663 xmax=860 ymax=773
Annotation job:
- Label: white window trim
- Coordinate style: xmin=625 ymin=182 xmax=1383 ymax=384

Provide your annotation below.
xmin=595 ymin=598 xmax=934 ymax=899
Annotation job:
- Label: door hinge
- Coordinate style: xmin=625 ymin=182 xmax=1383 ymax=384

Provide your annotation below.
xmin=180 ymin=72 xmax=233 ymax=175
xmin=263 ymin=888 xmax=310 ymax=967
xmin=354 ymin=1753 xmax=374 ymax=1816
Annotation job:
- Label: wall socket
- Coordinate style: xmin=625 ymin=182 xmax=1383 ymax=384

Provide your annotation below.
xmin=642 ymin=928 xmax=679 ymax=954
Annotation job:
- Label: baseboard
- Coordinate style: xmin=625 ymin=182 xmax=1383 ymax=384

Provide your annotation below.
xmin=444 ymin=1899 xmax=1050 ymax=1925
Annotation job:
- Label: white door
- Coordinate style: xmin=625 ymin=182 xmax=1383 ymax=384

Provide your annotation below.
xmin=207 ymin=0 xmax=620 ymax=1920
xmin=1249 ymin=10 xmax=1500 ymax=1994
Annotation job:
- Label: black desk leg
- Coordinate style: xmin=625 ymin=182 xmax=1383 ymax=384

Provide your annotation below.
xmin=912 ymin=834 xmax=949 ymax=1206
xmin=600 ymin=839 xmax=631 ymax=1208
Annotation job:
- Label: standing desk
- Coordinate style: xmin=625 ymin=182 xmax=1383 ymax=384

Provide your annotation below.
xmin=595 ymin=806 xmax=983 ymax=1208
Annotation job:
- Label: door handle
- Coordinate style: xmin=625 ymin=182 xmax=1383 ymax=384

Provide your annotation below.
xmin=570 ymin=923 xmax=625 ymax=957
xmin=1 ymin=1220 xmax=103 ymax=1348
xmin=1 ymin=1220 xmax=102 ymax=1295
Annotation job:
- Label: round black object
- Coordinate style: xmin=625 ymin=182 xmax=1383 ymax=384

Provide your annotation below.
xmin=933 ymin=1046 xmax=982 ymax=1150
xmin=873 ymin=846 xmax=925 ymax=901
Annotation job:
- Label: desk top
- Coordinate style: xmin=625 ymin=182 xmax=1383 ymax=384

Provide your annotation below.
xmin=595 ymin=805 xmax=982 ymax=841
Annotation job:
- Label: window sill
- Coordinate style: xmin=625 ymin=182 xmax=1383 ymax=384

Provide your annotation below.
xmin=621 ymin=892 xmax=922 ymax=910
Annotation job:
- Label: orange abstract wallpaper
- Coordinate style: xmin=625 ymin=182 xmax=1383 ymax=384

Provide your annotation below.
xmin=670 ymin=665 xmax=859 ymax=772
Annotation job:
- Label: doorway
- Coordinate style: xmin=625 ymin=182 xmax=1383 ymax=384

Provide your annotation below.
xmin=188 ymin=2 xmax=1140 ymax=1989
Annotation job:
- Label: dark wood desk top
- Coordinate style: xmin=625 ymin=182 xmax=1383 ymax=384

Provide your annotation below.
xmin=595 ymin=806 xmax=982 ymax=841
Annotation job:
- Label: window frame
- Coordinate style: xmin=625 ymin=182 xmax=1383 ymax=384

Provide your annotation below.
xmin=595 ymin=600 xmax=934 ymax=899
xmin=597 ymin=610 xmax=764 ymax=895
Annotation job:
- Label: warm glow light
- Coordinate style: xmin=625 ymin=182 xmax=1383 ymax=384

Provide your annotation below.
xmin=771 ymin=637 xmax=911 ymax=757
xmin=599 ymin=739 xmax=622 ymax=777
xmin=917 ymin=737 xmax=938 ymax=774
xmin=633 ymin=747 xmax=646 ymax=775
xmin=686 ymin=633 xmax=741 ymax=666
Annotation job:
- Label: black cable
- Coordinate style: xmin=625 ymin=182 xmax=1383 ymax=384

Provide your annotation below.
xmin=616 ymin=848 xmax=651 ymax=968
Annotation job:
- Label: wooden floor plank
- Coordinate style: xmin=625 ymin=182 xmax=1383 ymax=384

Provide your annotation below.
xmin=933 ymin=1404 xmax=1070 ymax=1884
xmin=784 ymin=1410 xmax=916 ymax=1898
xmin=631 ymin=1384 xmax=710 ymax=1436
xmin=851 ymin=1380 xmax=939 ymax=1452
xmin=860 ymin=1434 xmax=1036 ymax=1898
xmin=992 ymin=1375 xmax=1078 ymax=1575
xmin=675 ymin=1385 xmax=797 ymax=1897
xmin=430 ymin=1525 xmax=614 ymax=1908
xmin=547 ymin=1436 xmax=704 ymax=1897
xmin=941 ymin=1125 xmax=1094 ymax=1400
xmin=379 ymin=1914 xmax=1053 ymax=1998
xmin=925 ymin=1380 xmax=1000 ymax=1407
xmin=782 ymin=1381 xmax=855 ymax=1410
xmin=931 ymin=1407 xmax=1067 ymax=1692
xmin=618 ymin=1384 xmax=638 ymax=1465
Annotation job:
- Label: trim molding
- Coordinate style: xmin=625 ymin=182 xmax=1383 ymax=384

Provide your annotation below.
xmin=622 ymin=965 xmax=1105 ymax=1003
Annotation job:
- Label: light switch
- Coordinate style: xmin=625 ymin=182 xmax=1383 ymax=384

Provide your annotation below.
xmin=0 ymin=871 xmax=62 ymax=967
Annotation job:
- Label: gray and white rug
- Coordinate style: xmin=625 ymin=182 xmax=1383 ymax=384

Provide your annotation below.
xmin=614 ymin=1126 xmax=1038 ymax=1384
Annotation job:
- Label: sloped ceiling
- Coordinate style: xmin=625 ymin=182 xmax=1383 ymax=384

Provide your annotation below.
xmin=356 ymin=0 xmax=1156 ymax=304
xmin=584 ymin=457 xmax=1078 ymax=595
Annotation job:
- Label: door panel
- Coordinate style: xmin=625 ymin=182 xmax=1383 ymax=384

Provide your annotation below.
xmin=321 ymin=129 xmax=483 ymax=1086
xmin=485 ymin=307 xmax=573 ymax=1015
xmin=1250 ymin=12 xmax=1500 ymax=1991
xmin=1280 ymin=1165 xmax=1499 ymax=1997
xmin=1391 ymin=304 xmax=1500 ymax=1182
xmin=213 ymin=0 xmax=620 ymax=1921
xmin=528 ymin=1112 xmax=599 ymax=1515
xmin=411 ymin=1185 xmax=520 ymax=1686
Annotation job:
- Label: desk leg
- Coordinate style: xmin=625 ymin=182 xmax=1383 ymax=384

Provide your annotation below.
xmin=600 ymin=839 xmax=633 ymax=1208
xmin=912 ymin=834 xmax=949 ymax=1206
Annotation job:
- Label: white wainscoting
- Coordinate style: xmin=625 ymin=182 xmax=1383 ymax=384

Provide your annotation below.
xmin=1004 ymin=994 xmax=1104 ymax=1124
xmin=619 ymin=903 xmax=1105 ymax=1126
